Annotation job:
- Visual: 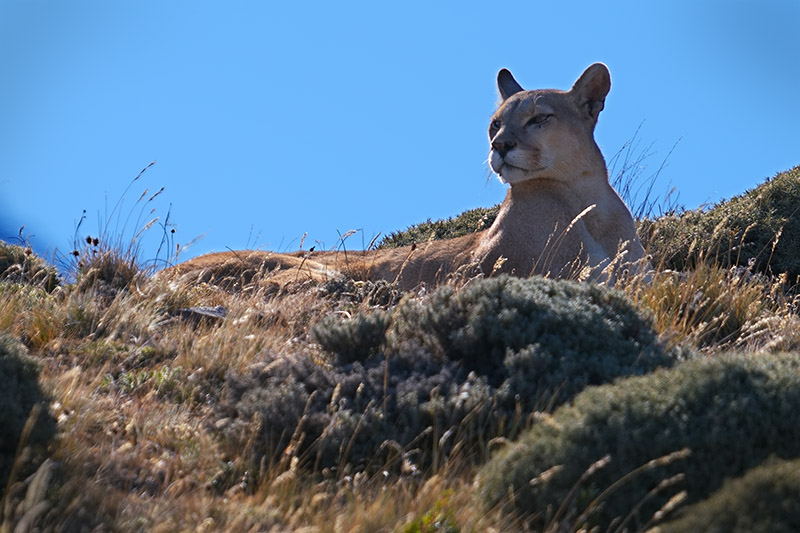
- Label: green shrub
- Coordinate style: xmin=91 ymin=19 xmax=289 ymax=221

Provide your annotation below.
xmin=477 ymin=352 xmax=800 ymax=531
xmin=317 ymin=277 xmax=402 ymax=308
xmin=657 ymin=457 xmax=800 ymax=533
xmin=378 ymin=205 xmax=499 ymax=249
xmin=218 ymin=276 xmax=680 ymax=484
xmin=642 ymin=165 xmax=800 ymax=280
xmin=0 ymin=334 xmax=56 ymax=487
xmin=312 ymin=310 xmax=391 ymax=363
xmin=0 ymin=240 xmax=59 ymax=292
xmin=387 ymin=276 xmax=676 ymax=400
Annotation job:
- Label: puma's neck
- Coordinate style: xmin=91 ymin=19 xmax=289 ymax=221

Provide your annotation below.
xmin=476 ymin=152 xmax=630 ymax=279
xmin=490 ymin=156 xmax=612 ymax=229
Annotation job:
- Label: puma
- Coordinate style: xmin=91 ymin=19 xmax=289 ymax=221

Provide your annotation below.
xmin=166 ymin=64 xmax=646 ymax=291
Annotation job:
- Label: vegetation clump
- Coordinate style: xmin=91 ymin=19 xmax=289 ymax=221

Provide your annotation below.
xmin=72 ymin=238 xmax=144 ymax=297
xmin=478 ymin=352 xmax=800 ymax=531
xmin=0 ymin=241 xmax=60 ymax=292
xmin=219 ymin=276 xmax=680 ymax=480
xmin=656 ymin=458 xmax=800 ymax=533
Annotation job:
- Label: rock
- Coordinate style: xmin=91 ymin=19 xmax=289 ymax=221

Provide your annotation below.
xmin=175 ymin=305 xmax=228 ymax=325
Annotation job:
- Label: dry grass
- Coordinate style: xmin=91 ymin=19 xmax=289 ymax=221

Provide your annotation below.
xmin=3 ymin=164 xmax=800 ymax=531
xmin=2 ymin=236 xmax=796 ymax=531
xmin=0 ymin=263 xmax=514 ymax=531
xmin=620 ymin=259 xmax=799 ymax=354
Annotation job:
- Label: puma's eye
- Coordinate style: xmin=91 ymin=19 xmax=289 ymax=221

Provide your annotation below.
xmin=526 ymin=114 xmax=551 ymax=127
xmin=490 ymin=119 xmax=502 ymax=130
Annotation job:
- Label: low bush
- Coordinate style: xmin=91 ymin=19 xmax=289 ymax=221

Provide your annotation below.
xmin=386 ymin=276 xmax=677 ymax=395
xmin=312 ymin=309 xmax=391 ymax=363
xmin=477 ymin=352 xmax=800 ymax=531
xmin=656 ymin=457 xmax=800 ymax=533
xmin=218 ymin=276 xmax=681 ymax=484
xmin=0 ymin=334 xmax=56 ymax=487
xmin=0 ymin=241 xmax=60 ymax=292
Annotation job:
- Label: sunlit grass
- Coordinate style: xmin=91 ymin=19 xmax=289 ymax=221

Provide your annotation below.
xmin=3 ymin=239 xmax=796 ymax=530
xmin=621 ymin=258 xmax=798 ymax=353
xmin=3 ymin=163 xmax=800 ymax=531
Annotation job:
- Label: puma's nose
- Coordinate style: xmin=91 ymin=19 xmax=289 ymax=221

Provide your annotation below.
xmin=491 ymin=140 xmax=516 ymax=158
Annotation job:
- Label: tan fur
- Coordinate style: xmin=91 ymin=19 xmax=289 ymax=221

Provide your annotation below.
xmin=165 ymin=64 xmax=645 ymax=291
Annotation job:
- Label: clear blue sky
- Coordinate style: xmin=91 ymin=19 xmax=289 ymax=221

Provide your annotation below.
xmin=2 ymin=1 xmax=798 ymax=268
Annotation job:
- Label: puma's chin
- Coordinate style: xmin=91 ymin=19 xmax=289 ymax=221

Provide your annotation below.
xmin=496 ymin=167 xmax=544 ymax=185
xmin=490 ymin=150 xmax=547 ymax=184
xmin=492 ymin=160 xmax=546 ymax=184
xmin=489 ymin=150 xmax=506 ymax=175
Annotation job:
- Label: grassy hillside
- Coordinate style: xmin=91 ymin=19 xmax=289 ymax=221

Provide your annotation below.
xmin=1 ymin=165 xmax=800 ymax=531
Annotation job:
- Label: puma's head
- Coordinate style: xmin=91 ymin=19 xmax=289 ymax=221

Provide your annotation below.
xmin=488 ymin=63 xmax=611 ymax=185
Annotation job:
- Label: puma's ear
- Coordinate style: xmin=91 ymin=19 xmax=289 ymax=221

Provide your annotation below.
xmin=497 ymin=69 xmax=524 ymax=100
xmin=571 ymin=63 xmax=611 ymax=122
